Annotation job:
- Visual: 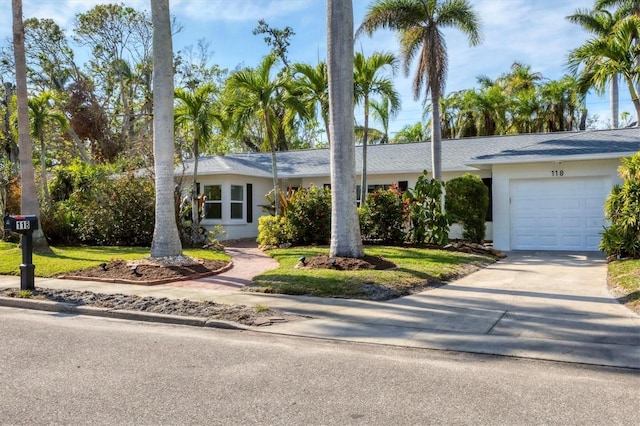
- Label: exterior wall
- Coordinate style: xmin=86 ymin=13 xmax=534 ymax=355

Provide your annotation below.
xmin=491 ymin=159 xmax=623 ymax=251
xmin=198 ymin=174 xmax=273 ymax=241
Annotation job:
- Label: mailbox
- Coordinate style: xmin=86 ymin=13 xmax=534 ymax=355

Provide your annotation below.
xmin=4 ymin=215 xmax=39 ymax=234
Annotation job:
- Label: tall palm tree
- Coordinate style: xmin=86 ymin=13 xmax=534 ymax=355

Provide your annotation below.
xmin=567 ymin=7 xmax=622 ymax=127
xmin=150 ymin=0 xmax=182 ymax=258
xmin=28 ymin=91 xmax=67 ymax=209
xmin=327 ymin=0 xmax=363 ymax=258
xmin=12 ymin=0 xmax=48 ymax=249
xmin=174 ymin=83 xmax=224 ymax=239
xmin=357 ymin=0 xmax=481 ymax=179
xmin=292 ymin=62 xmax=330 ymax=145
xmin=227 ymin=55 xmax=307 ymax=216
xmin=597 ymin=0 xmax=640 ymax=102
xmin=353 ymin=51 xmax=400 ymax=202
xmin=568 ymin=14 xmax=640 ymax=126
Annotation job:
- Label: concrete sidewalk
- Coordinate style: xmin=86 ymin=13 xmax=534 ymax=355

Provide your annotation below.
xmin=1 ymin=250 xmax=638 ymax=369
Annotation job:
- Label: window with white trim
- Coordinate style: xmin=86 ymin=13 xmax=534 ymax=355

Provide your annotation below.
xmin=203 ymin=185 xmax=222 ymax=219
xmin=230 ymin=184 xmax=244 ymax=219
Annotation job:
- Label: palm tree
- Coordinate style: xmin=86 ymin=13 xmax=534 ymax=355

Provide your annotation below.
xmin=539 ymin=76 xmax=585 ymax=132
xmin=567 ymin=7 xmax=622 ymax=127
xmin=357 ymin=0 xmax=481 ymax=179
xmin=12 ymin=0 xmax=48 ymax=249
xmin=292 ymin=62 xmax=330 ymax=145
xmin=391 ymin=121 xmax=426 ymax=143
xmin=28 ymin=91 xmax=67 ymax=209
xmin=597 ymin=0 xmax=640 ymax=106
xmin=568 ymin=14 xmax=640 ymax=126
xmin=227 ymin=55 xmax=307 ymax=216
xmin=150 ymin=0 xmax=182 ymax=258
xmin=327 ymin=0 xmax=363 ymax=258
xmin=370 ymin=97 xmax=398 ymax=143
xmin=353 ymin=51 xmax=400 ymax=202
xmin=174 ymin=83 xmax=224 ymax=239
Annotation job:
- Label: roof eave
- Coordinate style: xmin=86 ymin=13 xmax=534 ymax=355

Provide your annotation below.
xmin=466 ymin=151 xmax=637 ymax=167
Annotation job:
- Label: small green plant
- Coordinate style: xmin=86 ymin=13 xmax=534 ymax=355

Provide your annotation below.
xmin=16 ymin=290 xmax=33 ymax=298
xmin=254 ymin=304 xmax=270 ymax=313
xmin=445 ymin=173 xmax=489 ymax=243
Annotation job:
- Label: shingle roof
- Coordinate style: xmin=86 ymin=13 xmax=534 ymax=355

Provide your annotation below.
xmin=182 ymin=127 xmax=640 ymax=178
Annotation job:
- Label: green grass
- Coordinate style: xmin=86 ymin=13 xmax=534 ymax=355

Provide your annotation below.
xmin=248 ymin=246 xmax=495 ymax=299
xmin=0 ymin=241 xmax=230 ymax=277
xmin=608 ymin=258 xmax=640 ymax=314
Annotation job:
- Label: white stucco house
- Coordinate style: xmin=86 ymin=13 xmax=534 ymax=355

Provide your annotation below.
xmin=179 ymin=127 xmax=640 ymax=252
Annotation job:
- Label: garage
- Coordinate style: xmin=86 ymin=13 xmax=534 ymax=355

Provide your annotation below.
xmin=510 ymin=177 xmax=609 ymax=251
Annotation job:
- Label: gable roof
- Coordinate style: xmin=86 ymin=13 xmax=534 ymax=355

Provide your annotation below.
xmin=183 ymin=127 xmax=640 ymax=178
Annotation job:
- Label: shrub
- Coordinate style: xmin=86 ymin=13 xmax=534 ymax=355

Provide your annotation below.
xmin=600 ymin=153 xmax=640 ymax=258
xmin=286 ymin=185 xmax=331 ymax=245
xmin=257 ymin=215 xmax=294 ymax=247
xmin=404 ymin=172 xmax=450 ymax=246
xmin=43 ymin=164 xmax=155 ymax=246
xmin=359 ymin=185 xmax=407 ymax=244
xmin=445 ymin=173 xmax=489 ymax=243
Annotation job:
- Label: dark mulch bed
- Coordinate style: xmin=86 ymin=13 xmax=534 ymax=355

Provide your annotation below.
xmin=64 ymin=258 xmax=229 ymax=282
xmin=301 ymin=254 xmax=396 ymax=271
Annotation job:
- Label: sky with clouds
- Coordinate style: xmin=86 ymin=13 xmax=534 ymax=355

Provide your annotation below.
xmin=0 ymin=0 xmax=635 ymax=135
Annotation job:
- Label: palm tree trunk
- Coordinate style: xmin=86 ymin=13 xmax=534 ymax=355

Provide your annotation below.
xmin=322 ymin=109 xmax=331 ymax=146
xmin=13 ymin=0 xmax=48 ymax=249
xmin=431 ymin=87 xmax=443 ymax=180
xmin=191 ymin=139 xmax=200 ymax=242
xmin=624 ymin=75 xmax=640 ymax=127
xmin=265 ymin=112 xmax=280 ymax=217
xmin=611 ymin=74 xmax=619 ymax=128
xmin=360 ymin=95 xmax=369 ymax=204
xmin=150 ymin=0 xmax=182 ymax=257
xmin=327 ymin=0 xmax=363 ymax=258
xmin=39 ymin=132 xmax=50 ymax=210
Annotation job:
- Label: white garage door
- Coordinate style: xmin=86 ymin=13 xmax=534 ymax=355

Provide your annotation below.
xmin=510 ymin=177 xmax=609 ymax=251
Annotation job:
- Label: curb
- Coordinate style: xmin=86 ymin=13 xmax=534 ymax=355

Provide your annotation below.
xmin=0 ymin=296 xmax=246 ymax=330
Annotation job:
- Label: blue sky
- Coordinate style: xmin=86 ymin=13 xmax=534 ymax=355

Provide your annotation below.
xmin=0 ymin=0 xmax=635 ymax=136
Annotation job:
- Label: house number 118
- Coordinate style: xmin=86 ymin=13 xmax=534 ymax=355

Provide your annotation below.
xmin=551 ymin=170 xmax=564 ymax=177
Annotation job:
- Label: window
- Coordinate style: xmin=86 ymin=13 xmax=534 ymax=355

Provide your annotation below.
xmin=203 ymin=185 xmax=222 ymax=219
xmin=230 ymin=185 xmax=244 ymax=219
xmin=356 ymin=184 xmax=391 ymax=202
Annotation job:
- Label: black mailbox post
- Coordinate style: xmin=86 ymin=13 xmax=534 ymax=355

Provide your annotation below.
xmin=3 ymin=214 xmax=38 ymax=291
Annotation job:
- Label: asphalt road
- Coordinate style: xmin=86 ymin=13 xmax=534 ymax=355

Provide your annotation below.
xmin=1 ymin=307 xmax=638 ymax=425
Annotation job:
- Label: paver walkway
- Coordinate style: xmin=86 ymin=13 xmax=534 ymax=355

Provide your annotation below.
xmin=168 ymin=240 xmax=278 ymax=290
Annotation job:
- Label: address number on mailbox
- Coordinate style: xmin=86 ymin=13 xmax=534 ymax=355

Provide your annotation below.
xmin=15 ymin=221 xmax=31 ymax=230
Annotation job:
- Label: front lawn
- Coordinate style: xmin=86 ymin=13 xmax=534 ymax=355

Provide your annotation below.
xmin=247 ymin=246 xmax=495 ymax=299
xmin=608 ymin=259 xmax=640 ymax=314
xmin=0 ymin=241 xmax=230 ymax=277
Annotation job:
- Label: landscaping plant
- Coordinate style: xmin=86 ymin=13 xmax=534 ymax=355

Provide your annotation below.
xmin=445 ymin=173 xmax=489 ymax=243
xmin=600 ymin=152 xmax=640 ymax=258
xmin=359 ymin=185 xmax=407 ymax=244
xmin=404 ymin=172 xmax=450 ymax=245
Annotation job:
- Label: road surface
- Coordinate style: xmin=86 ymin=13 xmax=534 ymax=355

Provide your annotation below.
xmin=1 ymin=307 xmax=638 ymax=425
